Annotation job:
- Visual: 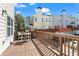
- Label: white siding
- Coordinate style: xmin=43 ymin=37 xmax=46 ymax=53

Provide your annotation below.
xmin=0 ymin=3 xmax=14 ymax=55
xmin=30 ymin=8 xmax=75 ymax=30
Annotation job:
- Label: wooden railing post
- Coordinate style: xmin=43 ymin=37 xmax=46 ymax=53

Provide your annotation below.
xmin=77 ymin=41 xmax=79 ymax=56
xmin=59 ymin=35 xmax=63 ymax=56
xmin=64 ymin=38 xmax=66 ymax=56
xmin=68 ymin=39 xmax=70 ymax=56
xmin=72 ymin=39 xmax=74 ymax=56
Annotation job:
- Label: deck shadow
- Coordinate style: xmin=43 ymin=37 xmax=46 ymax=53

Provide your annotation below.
xmin=13 ymin=40 xmax=27 ymax=45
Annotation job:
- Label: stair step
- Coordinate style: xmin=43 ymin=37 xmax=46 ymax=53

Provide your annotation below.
xmin=32 ymin=39 xmax=58 ymax=56
xmin=43 ymin=49 xmax=50 ymax=54
xmin=39 ymin=45 xmax=48 ymax=50
xmin=50 ymin=53 xmax=55 ymax=56
xmin=47 ymin=51 xmax=53 ymax=56
xmin=44 ymin=50 xmax=51 ymax=56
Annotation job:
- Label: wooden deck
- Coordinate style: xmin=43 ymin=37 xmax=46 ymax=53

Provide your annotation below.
xmin=1 ymin=30 xmax=79 ymax=56
xmin=1 ymin=40 xmax=41 ymax=56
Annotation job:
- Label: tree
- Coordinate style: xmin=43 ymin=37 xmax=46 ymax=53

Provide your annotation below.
xmin=15 ymin=14 xmax=25 ymax=32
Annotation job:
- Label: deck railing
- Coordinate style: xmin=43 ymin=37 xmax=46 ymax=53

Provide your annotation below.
xmin=32 ymin=30 xmax=79 ymax=56
xmin=17 ymin=32 xmax=31 ymax=41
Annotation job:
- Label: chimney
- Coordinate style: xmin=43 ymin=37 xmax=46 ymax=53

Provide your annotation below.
xmin=62 ymin=9 xmax=66 ymax=15
xmin=36 ymin=7 xmax=42 ymax=15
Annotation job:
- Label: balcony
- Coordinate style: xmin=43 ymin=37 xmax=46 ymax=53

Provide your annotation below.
xmin=1 ymin=30 xmax=79 ymax=56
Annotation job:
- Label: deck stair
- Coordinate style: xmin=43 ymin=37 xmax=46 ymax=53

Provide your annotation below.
xmin=32 ymin=38 xmax=60 ymax=56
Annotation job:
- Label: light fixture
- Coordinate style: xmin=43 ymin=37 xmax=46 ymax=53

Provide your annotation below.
xmin=2 ymin=10 xmax=7 ymax=16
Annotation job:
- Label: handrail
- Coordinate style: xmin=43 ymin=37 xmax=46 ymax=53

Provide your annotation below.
xmin=36 ymin=30 xmax=79 ymax=41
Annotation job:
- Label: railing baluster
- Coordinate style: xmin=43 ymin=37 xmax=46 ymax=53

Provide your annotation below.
xmin=68 ymin=38 xmax=70 ymax=56
xmin=72 ymin=39 xmax=74 ymax=56
xmin=48 ymin=33 xmax=49 ymax=40
xmin=77 ymin=41 xmax=79 ymax=56
xmin=43 ymin=33 xmax=44 ymax=39
xmin=64 ymin=38 xmax=66 ymax=56
xmin=59 ymin=35 xmax=63 ymax=56
xmin=51 ymin=35 xmax=52 ymax=41
xmin=34 ymin=31 xmax=79 ymax=56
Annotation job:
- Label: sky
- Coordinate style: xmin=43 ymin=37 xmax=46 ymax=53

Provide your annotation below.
xmin=14 ymin=3 xmax=79 ymax=17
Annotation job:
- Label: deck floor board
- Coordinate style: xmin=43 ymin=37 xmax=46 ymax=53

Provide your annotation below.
xmin=1 ymin=40 xmax=41 ymax=56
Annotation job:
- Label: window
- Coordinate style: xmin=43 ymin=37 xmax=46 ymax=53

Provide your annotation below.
xmin=11 ymin=18 xmax=13 ymax=35
xmin=11 ymin=18 xmax=13 ymax=27
xmin=7 ymin=15 xmax=13 ymax=37
xmin=35 ymin=17 xmax=37 ymax=22
xmin=42 ymin=18 xmax=43 ymax=22
xmin=11 ymin=28 xmax=13 ymax=35
xmin=49 ymin=18 xmax=51 ymax=22
xmin=7 ymin=27 xmax=10 ymax=36
xmin=46 ymin=18 xmax=47 ymax=22
xmin=7 ymin=16 xmax=10 ymax=26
